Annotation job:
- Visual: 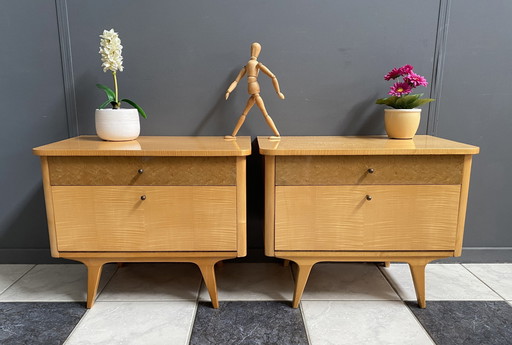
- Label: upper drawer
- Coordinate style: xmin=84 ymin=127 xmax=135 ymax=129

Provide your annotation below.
xmin=48 ymin=156 xmax=236 ymax=186
xmin=276 ymin=155 xmax=464 ymax=185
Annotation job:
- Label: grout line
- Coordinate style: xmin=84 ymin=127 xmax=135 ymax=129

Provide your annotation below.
xmin=94 ymin=263 xmax=120 ymax=299
xmin=376 ymin=263 xmax=406 ymax=303
xmin=62 ymin=305 xmax=92 ymax=344
xmin=401 ymin=300 xmax=438 ymax=345
xmin=299 ymin=301 xmax=313 ymax=345
xmin=187 ymin=300 xmax=200 ymax=345
xmin=460 ymin=264 xmax=508 ymax=301
xmin=0 ymin=264 xmax=37 ymax=297
xmin=186 ymin=273 xmax=203 ymax=344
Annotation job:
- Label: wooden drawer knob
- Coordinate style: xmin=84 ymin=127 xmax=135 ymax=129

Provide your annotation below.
xmin=140 ymin=195 xmax=146 ymax=201
xmin=366 ymin=195 xmax=372 ymax=201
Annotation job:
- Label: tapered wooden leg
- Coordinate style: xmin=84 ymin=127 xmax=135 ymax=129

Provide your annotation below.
xmin=85 ymin=261 xmax=104 ymax=309
xmin=382 ymin=262 xmax=391 ymax=268
xmin=197 ymin=260 xmax=220 ymax=309
xmin=408 ymin=262 xmax=427 ymax=308
xmin=291 ymin=262 xmax=314 ymax=308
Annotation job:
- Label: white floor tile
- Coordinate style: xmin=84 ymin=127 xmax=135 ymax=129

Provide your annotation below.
xmin=97 ymin=263 xmax=201 ymax=302
xmin=198 ymin=263 xmax=294 ymax=301
xmin=64 ymin=301 xmax=196 ymax=345
xmin=0 ymin=265 xmax=34 ymax=294
xmin=302 ymin=300 xmax=434 ymax=345
xmin=301 ymin=263 xmax=400 ymax=301
xmin=381 ymin=263 xmax=501 ymax=301
xmin=463 ymin=264 xmax=512 ymax=300
xmin=0 ymin=264 xmax=116 ymax=302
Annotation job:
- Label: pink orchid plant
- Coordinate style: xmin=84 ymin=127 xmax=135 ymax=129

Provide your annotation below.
xmin=376 ymin=65 xmax=434 ymax=109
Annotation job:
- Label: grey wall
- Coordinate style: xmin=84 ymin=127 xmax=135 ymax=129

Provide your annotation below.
xmin=1 ymin=0 xmax=510 ymax=263
xmin=0 ymin=0 xmax=69 ymax=262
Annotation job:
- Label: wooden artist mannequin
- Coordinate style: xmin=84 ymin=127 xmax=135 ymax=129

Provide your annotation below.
xmin=225 ymin=42 xmax=285 ymax=140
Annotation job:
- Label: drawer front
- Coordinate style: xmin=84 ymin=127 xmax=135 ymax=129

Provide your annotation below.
xmin=275 ymin=185 xmax=461 ymax=251
xmin=48 ymin=156 xmax=236 ymax=186
xmin=276 ymin=155 xmax=463 ymax=185
xmin=53 ymin=186 xmax=237 ymax=251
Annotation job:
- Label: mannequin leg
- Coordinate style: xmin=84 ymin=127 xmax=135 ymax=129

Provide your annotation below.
xmin=227 ymin=96 xmax=255 ymax=138
xmin=254 ymin=94 xmax=280 ymax=137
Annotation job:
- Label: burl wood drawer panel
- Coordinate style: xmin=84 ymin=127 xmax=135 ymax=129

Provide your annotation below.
xmin=48 ymin=156 xmax=236 ymax=186
xmin=275 ymin=185 xmax=461 ymax=251
xmin=276 ymin=155 xmax=463 ymax=185
xmin=52 ymin=186 xmax=237 ymax=251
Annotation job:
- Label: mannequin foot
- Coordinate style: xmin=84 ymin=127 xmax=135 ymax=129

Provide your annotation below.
xmin=224 ymin=135 xmax=236 ymax=140
xmin=269 ymin=136 xmax=281 ymax=141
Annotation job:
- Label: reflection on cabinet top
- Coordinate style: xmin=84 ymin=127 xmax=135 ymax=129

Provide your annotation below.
xmin=33 ymin=136 xmax=252 ymax=157
xmin=257 ymin=135 xmax=479 ymax=156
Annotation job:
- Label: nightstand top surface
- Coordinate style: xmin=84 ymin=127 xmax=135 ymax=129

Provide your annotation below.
xmin=257 ymin=135 xmax=479 ymax=155
xmin=34 ymin=136 xmax=252 ymax=156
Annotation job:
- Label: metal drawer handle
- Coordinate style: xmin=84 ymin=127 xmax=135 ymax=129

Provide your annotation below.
xmin=140 ymin=195 xmax=146 ymax=201
xmin=367 ymin=168 xmax=375 ymax=174
xmin=366 ymin=195 xmax=372 ymax=201
xmin=138 ymin=169 xmax=144 ymax=174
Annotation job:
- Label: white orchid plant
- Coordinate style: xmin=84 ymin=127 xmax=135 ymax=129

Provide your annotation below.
xmin=96 ymin=29 xmax=147 ymax=118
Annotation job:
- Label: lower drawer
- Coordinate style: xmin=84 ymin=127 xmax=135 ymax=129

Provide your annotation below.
xmin=52 ymin=186 xmax=237 ymax=251
xmin=275 ymin=185 xmax=461 ymax=251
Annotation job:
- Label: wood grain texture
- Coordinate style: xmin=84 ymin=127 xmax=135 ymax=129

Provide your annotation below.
xmin=276 ymin=155 xmax=463 ymax=185
xmin=257 ymin=135 xmax=479 ymax=156
xmin=48 ymin=156 xmax=236 ymax=186
xmin=275 ymin=185 xmax=461 ymax=251
xmin=264 ymin=156 xmax=276 ymax=256
xmin=40 ymin=157 xmax=59 ymax=257
xmin=52 ymin=186 xmax=237 ymax=251
xmin=34 ymin=136 xmax=252 ymax=157
xmin=274 ymin=251 xmax=454 ymax=259
xmin=236 ymin=157 xmax=247 ymax=257
xmin=454 ymin=155 xmax=473 ymax=256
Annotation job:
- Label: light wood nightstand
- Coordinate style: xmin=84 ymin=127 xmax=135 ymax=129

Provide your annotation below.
xmin=258 ymin=135 xmax=479 ymax=308
xmin=33 ymin=136 xmax=251 ymax=308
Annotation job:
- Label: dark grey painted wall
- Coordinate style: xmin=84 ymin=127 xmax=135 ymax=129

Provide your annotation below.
xmin=0 ymin=0 xmax=510 ymax=263
xmin=436 ymin=0 xmax=512 ymax=252
xmin=0 ymin=0 xmax=69 ymax=262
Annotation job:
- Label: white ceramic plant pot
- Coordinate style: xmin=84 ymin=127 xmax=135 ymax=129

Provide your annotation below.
xmin=384 ymin=108 xmax=421 ymax=139
xmin=95 ymin=108 xmax=140 ymax=141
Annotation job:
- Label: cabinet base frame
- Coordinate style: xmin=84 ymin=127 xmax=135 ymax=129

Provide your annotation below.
xmin=275 ymin=251 xmax=453 ymax=309
xmin=60 ymin=251 xmax=237 ymax=309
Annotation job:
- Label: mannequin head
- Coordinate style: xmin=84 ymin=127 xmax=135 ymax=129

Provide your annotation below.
xmin=250 ymin=42 xmax=261 ymax=59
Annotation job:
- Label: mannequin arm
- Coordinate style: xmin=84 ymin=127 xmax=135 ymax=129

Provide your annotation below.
xmin=225 ymin=67 xmax=246 ymax=100
xmin=259 ymin=63 xmax=285 ymax=99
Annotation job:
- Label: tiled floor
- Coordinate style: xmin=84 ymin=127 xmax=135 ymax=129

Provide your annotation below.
xmin=0 ymin=262 xmax=511 ymax=344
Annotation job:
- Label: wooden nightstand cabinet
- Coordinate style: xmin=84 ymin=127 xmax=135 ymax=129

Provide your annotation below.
xmin=258 ymin=136 xmax=479 ymax=308
xmin=34 ymin=136 xmax=251 ymax=308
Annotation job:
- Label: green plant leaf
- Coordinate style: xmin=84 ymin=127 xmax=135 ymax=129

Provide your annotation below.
xmin=96 ymin=83 xmax=116 ymax=101
xmin=98 ymin=99 xmax=112 ymax=109
xmin=376 ymin=96 xmax=399 ymax=107
xmin=395 ymin=97 xmax=407 ymax=109
xmin=121 ymin=98 xmax=147 ymax=119
xmin=409 ymin=98 xmax=435 ymax=108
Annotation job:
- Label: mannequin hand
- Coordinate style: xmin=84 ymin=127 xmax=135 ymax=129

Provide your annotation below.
xmin=278 ymin=92 xmax=285 ymax=100
xmin=225 ymin=92 xmax=230 ymax=100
